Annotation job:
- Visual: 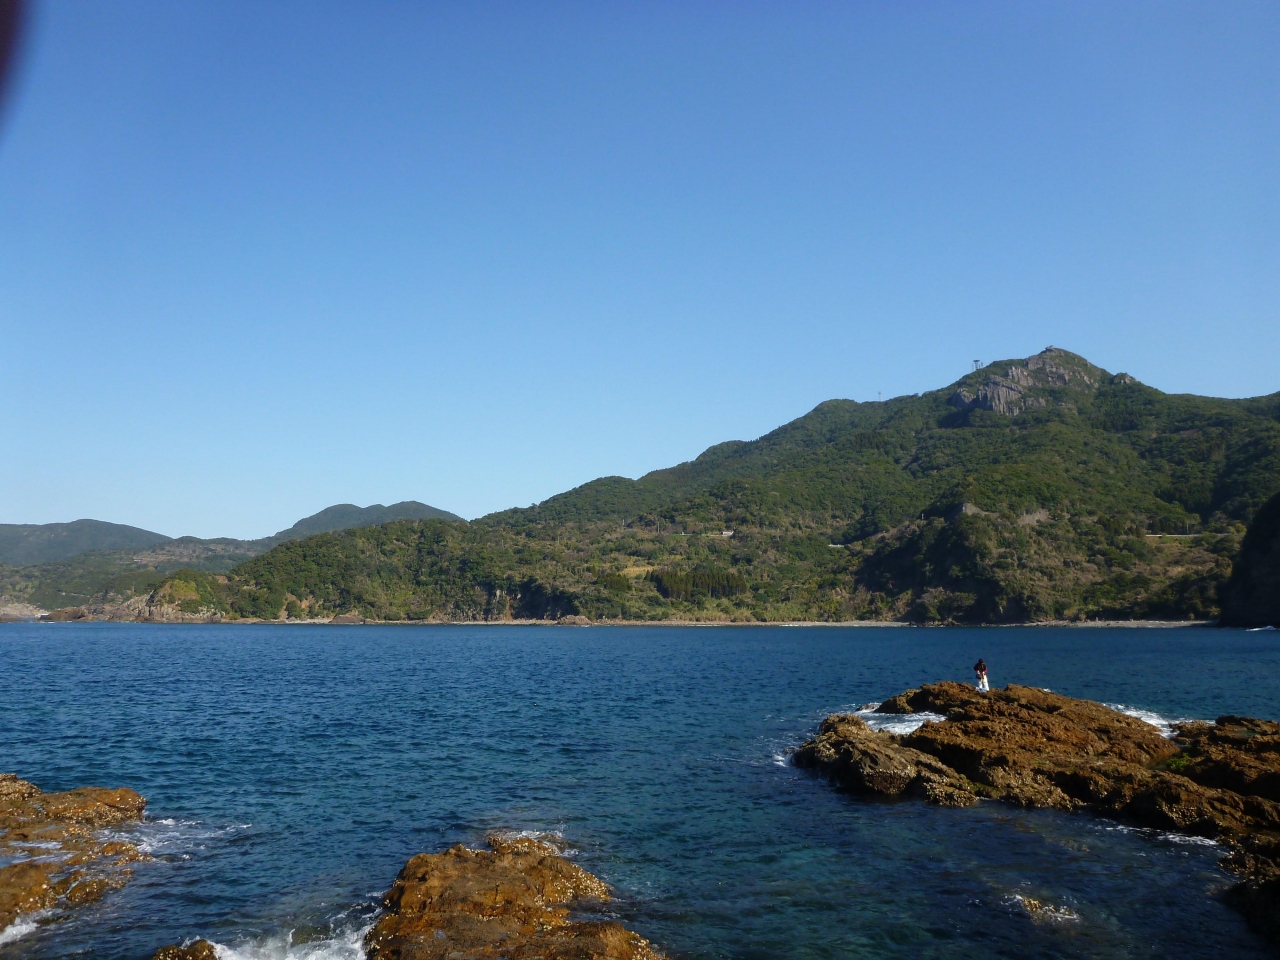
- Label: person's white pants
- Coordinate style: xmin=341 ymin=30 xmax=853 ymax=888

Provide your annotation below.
xmin=977 ymin=676 xmax=989 ymax=692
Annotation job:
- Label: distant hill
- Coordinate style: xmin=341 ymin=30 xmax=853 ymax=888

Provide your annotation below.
xmin=267 ymin=502 xmax=464 ymax=542
xmin=0 ymin=520 xmax=171 ymax=566
xmin=133 ymin=348 xmax=1280 ymax=624
xmin=0 ymin=501 xmax=462 ymax=612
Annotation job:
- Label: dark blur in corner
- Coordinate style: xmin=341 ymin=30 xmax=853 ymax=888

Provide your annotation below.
xmin=0 ymin=0 xmax=27 ymax=130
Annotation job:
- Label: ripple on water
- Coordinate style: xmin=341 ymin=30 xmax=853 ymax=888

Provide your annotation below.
xmin=0 ymin=622 xmax=1275 ymax=960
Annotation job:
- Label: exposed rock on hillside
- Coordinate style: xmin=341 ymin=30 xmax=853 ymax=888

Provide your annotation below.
xmin=0 ymin=773 xmax=146 ymax=937
xmin=947 ymin=347 xmax=1099 ymax=416
xmin=1221 ymin=489 xmax=1280 ymax=627
xmin=795 ymin=683 xmax=1280 ymax=942
xmin=364 ymin=835 xmax=661 ymax=960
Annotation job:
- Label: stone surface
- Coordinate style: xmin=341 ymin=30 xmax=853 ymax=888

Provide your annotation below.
xmin=791 ymin=714 xmax=978 ymax=807
xmin=151 ymin=942 xmax=219 ymax=960
xmin=364 ymin=834 xmax=661 ymax=960
xmin=797 ymin=682 xmax=1280 ymax=944
xmin=0 ymin=773 xmax=146 ymax=935
xmin=1173 ymin=717 xmax=1280 ymax=803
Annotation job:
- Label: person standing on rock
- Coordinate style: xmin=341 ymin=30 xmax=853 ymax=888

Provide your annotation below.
xmin=974 ymin=658 xmax=989 ymax=692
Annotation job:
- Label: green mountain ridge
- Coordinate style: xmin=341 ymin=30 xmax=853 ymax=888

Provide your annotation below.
xmin=0 ymin=519 xmax=171 ymax=566
xmin=129 ymin=348 xmax=1280 ymax=624
xmin=0 ymin=501 xmax=462 ymax=611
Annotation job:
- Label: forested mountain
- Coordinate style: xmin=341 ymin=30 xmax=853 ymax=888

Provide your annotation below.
xmin=485 ymin=348 xmax=1279 ymax=536
xmin=0 ymin=519 xmax=170 ymax=566
xmin=128 ymin=348 xmax=1280 ymax=625
xmin=267 ymin=501 xmax=463 ymax=542
xmin=0 ymin=501 xmax=461 ymax=611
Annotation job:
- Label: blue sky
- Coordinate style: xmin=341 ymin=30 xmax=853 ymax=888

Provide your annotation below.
xmin=1 ymin=2 xmax=1276 ymax=538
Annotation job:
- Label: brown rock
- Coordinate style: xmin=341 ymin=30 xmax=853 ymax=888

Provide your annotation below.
xmin=791 ymin=714 xmax=977 ymax=806
xmin=798 ymin=683 xmax=1280 ymax=945
xmin=0 ymin=773 xmax=146 ymax=933
xmin=152 ymin=943 xmax=219 ymax=960
xmin=0 ymin=862 xmax=56 ymax=929
xmin=1172 ymin=716 xmax=1280 ymax=803
xmin=364 ymin=834 xmax=661 ymax=960
xmin=40 ymin=606 xmax=88 ymax=622
xmin=329 ymin=613 xmax=365 ymax=624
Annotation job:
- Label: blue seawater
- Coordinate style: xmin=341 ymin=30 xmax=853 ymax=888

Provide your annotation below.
xmin=1 ymin=623 xmax=1278 ymax=959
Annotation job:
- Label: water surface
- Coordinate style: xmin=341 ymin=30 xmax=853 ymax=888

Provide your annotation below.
xmin=1 ymin=623 xmax=1277 ymax=959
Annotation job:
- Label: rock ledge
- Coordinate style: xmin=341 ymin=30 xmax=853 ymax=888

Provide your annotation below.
xmin=795 ymin=682 xmax=1280 ymax=943
xmin=0 ymin=773 xmax=146 ymax=937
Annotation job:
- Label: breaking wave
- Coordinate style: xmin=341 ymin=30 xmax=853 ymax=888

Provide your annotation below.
xmin=855 ymin=704 xmax=947 ymax=736
xmin=103 ymin=817 xmax=254 ymax=860
xmin=207 ymin=924 xmax=371 ymax=960
xmin=1104 ymin=704 xmax=1192 ymax=739
xmin=0 ymin=913 xmax=42 ymax=946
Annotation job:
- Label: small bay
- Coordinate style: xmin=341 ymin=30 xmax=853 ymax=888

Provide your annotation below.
xmin=1 ymin=623 xmax=1277 ymax=959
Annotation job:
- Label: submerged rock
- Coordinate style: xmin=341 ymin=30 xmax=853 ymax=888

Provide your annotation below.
xmin=0 ymin=773 xmax=146 ymax=936
xmin=364 ymin=834 xmax=661 ymax=960
xmin=151 ymin=943 xmax=218 ymax=960
xmin=797 ymin=682 xmax=1280 ymax=943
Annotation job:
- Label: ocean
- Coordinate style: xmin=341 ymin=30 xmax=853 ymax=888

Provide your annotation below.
xmin=2 ymin=622 xmax=1278 ymax=959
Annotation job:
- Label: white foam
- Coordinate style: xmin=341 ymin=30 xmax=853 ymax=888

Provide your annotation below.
xmin=486 ymin=829 xmax=576 ymax=856
xmin=1095 ymin=821 xmax=1219 ymax=848
xmin=103 ymin=817 xmax=253 ymax=860
xmin=0 ymin=913 xmax=41 ymax=946
xmin=209 ymin=925 xmax=370 ymax=960
xmin=1103 ymin=704 xmax=1192 ymax=739
xmin=855 ymin=704 xmax=947 ymax=736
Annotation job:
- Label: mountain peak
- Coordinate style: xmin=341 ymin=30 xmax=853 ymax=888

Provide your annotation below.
xmin=946 ymin=347 xmax=1112 ymax=416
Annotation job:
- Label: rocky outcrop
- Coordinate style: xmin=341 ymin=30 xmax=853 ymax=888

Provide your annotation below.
xmin=151 ymin=943 xmax=218 ymax=960
xmin=364 ymin=835 xmax=661 ymax=960
xmin=792 ymin=715 xmax=979 ymax=807
xmin=948 ymin=347 xmax=1100 ymax=417
xmin=1220 ymin=489 xmax=1280 ymax=627
xmin=0 ymin=773 xmax=146 ymax=936
xmin=795 ymin=682 xmax=1280 ymax=943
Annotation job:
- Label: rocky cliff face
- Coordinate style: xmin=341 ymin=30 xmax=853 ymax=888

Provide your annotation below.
xmin=948 ymin=347 xmax=1105 ymax=416
xmin=0 ymin=774 xmax=147 ymax=937
xmin=1221 ymin=489 xmax=1280 ymax=627
xmin=794 ymin=682 xmax=1280 ymax=943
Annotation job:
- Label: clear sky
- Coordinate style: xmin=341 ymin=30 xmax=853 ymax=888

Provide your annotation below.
xmin=1 ymin=2 xmax=1276 ymax=539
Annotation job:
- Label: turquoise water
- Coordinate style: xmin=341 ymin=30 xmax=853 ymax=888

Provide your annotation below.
xmin=1 ymin=623 xmax=1278 ymax=959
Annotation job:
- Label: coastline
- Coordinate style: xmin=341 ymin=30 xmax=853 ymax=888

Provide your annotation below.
xmin=2 ymin=613 xmax=1218 ymax=628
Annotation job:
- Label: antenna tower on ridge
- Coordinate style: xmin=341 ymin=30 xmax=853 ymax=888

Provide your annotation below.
xmin=973 ymin=360 xmax=981 ymax=372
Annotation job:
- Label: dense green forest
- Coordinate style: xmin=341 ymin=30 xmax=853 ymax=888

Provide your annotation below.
xmin=0 ymin=501 xmax=459 ymax=611
xmin=123 ymin=349 xmax=1279 ymax=624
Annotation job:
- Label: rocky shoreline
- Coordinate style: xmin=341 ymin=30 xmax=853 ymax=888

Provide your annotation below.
xmin=794 ymin=682 xmax=1280 ymax=943
xmin=6 ymin=604 xmax=1219 ymax=627
xmin=153 ymin=834 xmax=660 ymax=960
xmin=0 ymin=774 xmax=147 ymax=938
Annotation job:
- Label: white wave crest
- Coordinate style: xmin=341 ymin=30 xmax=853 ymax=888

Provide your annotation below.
xmin=0 ymin=913 xmax=42 ymax=946
xmin=855 ymin=705 xmax=947 ymax=736
xmin=209 ymin=925 xmax=370 ymax=960
xmin=485 ymin=828 xmax=576 ymax=855
xmin=1104 ymin=704 xmax=1192 ymax=739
